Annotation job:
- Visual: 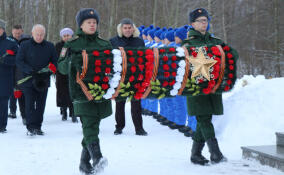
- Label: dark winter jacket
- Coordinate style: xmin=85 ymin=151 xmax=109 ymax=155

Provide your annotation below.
xmin=16 ymin=38 xmax=58 ymax=89
xmin=0 ymin=32 xmax=18 ymax=97
xmin=55 ymin=40 xmax=72 ymax=107
xmin=182 ymin=29 xmax=238 ymax=116
xmin=57 ymin=29 xmax=112 ymax=118
xmin=109 ymin=23 xmax=144 ymax=49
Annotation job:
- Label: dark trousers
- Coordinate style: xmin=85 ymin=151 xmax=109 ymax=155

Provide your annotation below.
xmin=193 ymin=114 xmax=215 ymax=143
xmin=9 ymin=95 xmax=17 ymax=113
xmin=115 ymin=99 xmax=143 ymax=131
xmin=80 ymin=115 xmax=101 ymax=148
xmin=0 ymin=97 xmax=9 ymax=129
xmin=23 ymin=87 xmax=48 ymax=130
xmin=9 ymin=94 xmax=25 ymax=118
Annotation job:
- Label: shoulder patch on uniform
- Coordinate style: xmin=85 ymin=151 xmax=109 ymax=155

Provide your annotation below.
xmin=60 ymin=47 xmax=68 ymax=57
xmin=68 ymin=35 xmax=79 ymax=42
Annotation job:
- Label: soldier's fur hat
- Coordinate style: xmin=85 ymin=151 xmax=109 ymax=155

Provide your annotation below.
xmin=76 ymin=8 xmax=99 ymax=27
xmin=189 ymin=8 xmax=209 ymax=23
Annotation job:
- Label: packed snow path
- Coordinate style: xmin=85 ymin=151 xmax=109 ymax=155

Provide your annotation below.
xmin=1 ymin=76 xmax=283 ymax=175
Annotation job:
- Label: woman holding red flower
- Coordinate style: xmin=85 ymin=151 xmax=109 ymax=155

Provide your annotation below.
xmin=0 ymin=19 xmax=18 ymax=133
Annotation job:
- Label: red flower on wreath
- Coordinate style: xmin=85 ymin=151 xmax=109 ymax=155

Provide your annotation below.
xmin=145 ymin=49 xmax=154 ymax=55
xmin=223 ymin=46 xmax=230 ymax=51
xmin=171 ymin=62 xmax=177 ymax=69
xmin=102 ymin=84 xmax=109 ymax=90
xmin=103 ymin=76 xmax=109 ymax=82
xmin=211 ymin=46 xmax=221 ymax=56
xmin=6 ymin=50 xmax=15 ymax=55
xmin=207 ymin=53 xmax=213 ymax=58
xmin=145 ymin=55 xmax=154 ymax=62
xmin=212 ymin=71 xmax=219 ymax=80
xmin=138 ymin=64 xmax=144 ymax=71
xmin=127 ymin=50 xmax=133 ymax=56
xmin=169 ymin=48 xmax=176 ymax=52
xmin=142 ymin=81 xmax=149 ymax=88
xmin=229 ymin=65 xmax=234 ymax=70
xmin=162 ymin=81 xmax=168 ymax=87
xmin=214 ymin=57 xmax=221 ymax=64
xmin=228 ymin=73 xmax=234 ymax=79
xmin=224 ymin=86 xmax=230 ymax=91
xmin=134 ymin=92 xmax=143 ymax=99
xmin=190 ymin=47 xmax=195 ymax=51
xmin=93 ymin=75 xmax=100 ymax=82
xmin=138 ymin=74 xmax=144 ymax=81
xmin=128 ymin=57 xmax=135 ymax=64
xmin=95 ymin=60 xmax=101 ymax=66
xmin=162 ymin=56 xmax=168 ymax=62
xmin=229 ymin=59 xmax=234 ymax=65
xmin=198 ymin=79 xmax=204 ymax=84
xmin=159 ymin=49 xmax=166 ymax=54
xmin=137 ymin=57 xmax=144 ymax=64
xmin=95 ymin=67 xmax=101 ymax=73
xmin=93 ymin=51 xmax=100 ymax=56
xmin=169 ymin=80 xmax=176 ymax=86
xmin=227 ymin=79 xmax=232 ymax=85
xmin=145 ymin=62 xmax=154 ymax=70
xmin=164 ymin=72 xmax=170 ymax=78
xmin=104 ymin=50 xmax=111 ymax=55
xmin=204 ymin=47 xmax=208 ymax=51
xmin=202 ymin=88 xmax=211 ymax=94
xmin=172 ymin=72 xmax=177 ymax=77
xmin=129 ymin=75 xmax=135 ymax=82
xmin=130 ymin=65 xmax=136 ymax=73
xmin=105 ymin=67 xmax=111 ymax=74
xmin=134 ymin=83 xmax=140 ymax=89
xmin=137 ymin=50 xmax=144 ymax=56
xmin=208 ymin=80 xmax=216 ymax=88
xmin=192 ymin=51 xmax=198 ymax=57
xmin=106 ymin=59 xmax=112 ymax=65
xmin=163 ymin=64 xmax=170 ymax=71
xmin=227 ymin=53 xmax=233 ymax=59
xmin=48 ymin=62 xmax=56 ymax=74
xmin=171 ymin=55 xmax=177 ymax=61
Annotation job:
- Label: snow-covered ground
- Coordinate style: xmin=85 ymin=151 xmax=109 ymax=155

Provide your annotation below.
xmin=0 ymin=75 xmax=284 ymax=175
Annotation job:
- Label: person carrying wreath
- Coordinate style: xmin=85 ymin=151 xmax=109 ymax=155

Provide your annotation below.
xmin=57 ymin=8 xmax=111 ymax=174
xmin=182 ymin=8 xmax=239 ymax=165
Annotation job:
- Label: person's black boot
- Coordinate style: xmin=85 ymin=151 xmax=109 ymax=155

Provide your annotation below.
xmin=206 ymin=138 xmax=227 ymax=164
xmin=79 ymin=147 xmax=93 ymax=174
xmin=8 ymin=112 xmax=17 ymax=119
xmin=190 ymin=141 xmax=209 ymax=165
xmin=60 ymin=107 xmax=67 ymax=121
xmin=86 ymin=142 xmax=108 ymax=174
xmin=135 ymin=128 xmax=148 ymax=136
xmin=114 ymin=128 xmax=123 ymax=135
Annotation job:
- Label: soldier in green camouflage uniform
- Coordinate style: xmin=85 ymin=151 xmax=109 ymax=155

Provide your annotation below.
xmin=57 ymin=8 xmax=112 ymax=174
xmin=182 ymin=8 xmax=238 ymax=165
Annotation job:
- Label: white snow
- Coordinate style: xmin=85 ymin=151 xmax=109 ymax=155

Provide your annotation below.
xmin=0 ymin=75 xmax=284 ymax=175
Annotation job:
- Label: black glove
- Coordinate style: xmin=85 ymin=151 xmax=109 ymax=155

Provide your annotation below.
xmin=32 ymin=72 xmax=50 ymax=92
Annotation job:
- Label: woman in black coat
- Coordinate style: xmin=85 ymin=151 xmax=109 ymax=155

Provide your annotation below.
xmin=55 ymin=28 xmax=77 ymax=122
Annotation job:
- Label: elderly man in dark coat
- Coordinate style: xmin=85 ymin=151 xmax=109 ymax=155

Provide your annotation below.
xmin=16 ymin=24 xmax=57 ymax=136
xmin=0 ymin=19 xmax=18 ymax=133
xmin=109 ymin=18 xmax=148 ymax=136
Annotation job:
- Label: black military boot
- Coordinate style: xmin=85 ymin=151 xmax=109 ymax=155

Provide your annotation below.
xmin=79 ymin=147 xmax=93 ymax=174
xmin=206 ymin=138 xmax=227 ymax=163
xmin=86 ymin=142 xmax=108 ymax=174
xmin=60 ymin=107 xmax=67 ymax=121
xmin=190 ymin=141 xmax=209 ymax=165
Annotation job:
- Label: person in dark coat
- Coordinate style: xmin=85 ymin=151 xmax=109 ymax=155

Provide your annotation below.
xmin=0 ymin=19 xmax=18 ymax=133
xmin=109 ymin=18 xmax=148 ymax=136
xmin=55 ymin=27 xmax=78 ymax=123
xmin=7 ymin=25 xmax=25 ymax=122
xmin=16 ymin=24 xmax=58 ymax=136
